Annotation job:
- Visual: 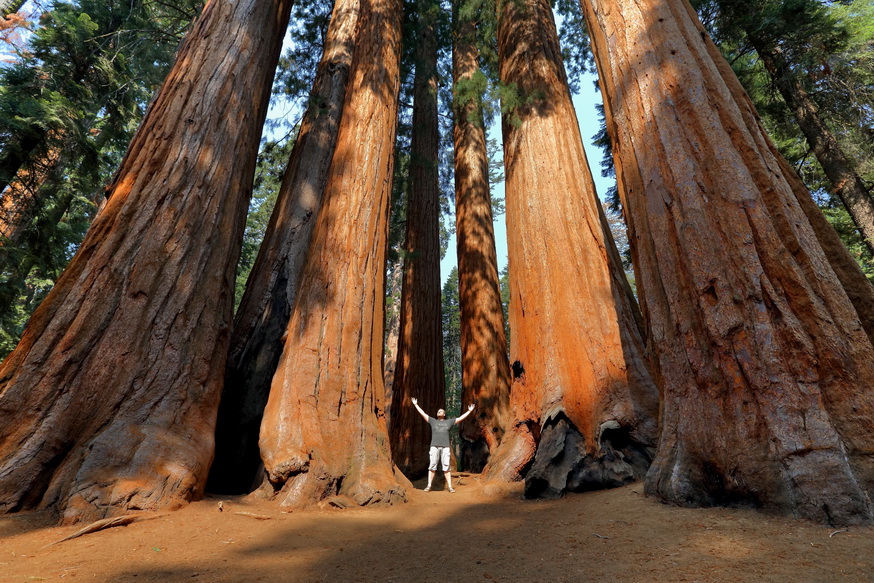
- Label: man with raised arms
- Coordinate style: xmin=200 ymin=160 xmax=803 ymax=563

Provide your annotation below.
xmin=411 ymin=397 xmax=475 ymax=492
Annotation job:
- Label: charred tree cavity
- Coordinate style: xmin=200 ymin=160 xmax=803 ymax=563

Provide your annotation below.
xmin=524 ymin=413 xmax=651 ymax=500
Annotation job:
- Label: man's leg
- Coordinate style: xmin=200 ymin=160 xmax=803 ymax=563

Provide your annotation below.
xmin=426 ymin=447 xmax=438 ymax=491
xmin=441 ymin=447 xmax=454 ymax=492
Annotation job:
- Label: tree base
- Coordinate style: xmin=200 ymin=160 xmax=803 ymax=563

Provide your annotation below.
xmin=645 ymin=443 xmax=874 ymax=527
xmin=523 ymin=413 xmax=652 ymax=500
xmin=272 ymin=464 xmax=409 ymax=510
xmin=459 ymin=437 xmax=490 ymax=473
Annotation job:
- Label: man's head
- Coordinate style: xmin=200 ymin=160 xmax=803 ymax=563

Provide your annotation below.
xmin=437 ymin=409 xmax=446 ymax=419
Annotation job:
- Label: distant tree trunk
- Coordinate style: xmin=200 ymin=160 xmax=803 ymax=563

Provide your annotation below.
xmin=0 ymin=0 xmax=293 ymax=524
xmin=383 ymin=259 xmax=403 ymax=417
xmin=581 ymin=0 xmax=874 ymax=525
xmin=259 ymin=0 xmax=409 ymax=509
xmin=482 ymin=0 xmax=659 ymax=500
xmin=451 ymin=8 xmax=511 ymax=472
xmin=749 ymin=39 xmax=874 ymax=257
xmin=0 ymin=181 xmax=36 ymax=245
xmin=0 ymin=0 xmax=25 ymax=17
xmin=388 ymin=0 xmax=445 ymax=480
xmin=0 ymin=132 xmax=43 ymax=205
xmin=208 ymin=0 xmax=359 ymax=495
xmin=0 ymin=144 xmax=63 ymax=245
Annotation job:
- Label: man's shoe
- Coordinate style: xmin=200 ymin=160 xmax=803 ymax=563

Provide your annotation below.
xmin=448 ymin=488 xmax=456 ymax=493
xmin=423 ymin=487 xmax=430 ymax=492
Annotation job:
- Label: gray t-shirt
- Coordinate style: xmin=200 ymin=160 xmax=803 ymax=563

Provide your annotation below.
xmin=427 ymin=416 xmax=456 ymax=448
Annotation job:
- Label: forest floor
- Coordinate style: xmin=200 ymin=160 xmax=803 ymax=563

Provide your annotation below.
xmin=1 ymin=474 xmax=872 ymax=583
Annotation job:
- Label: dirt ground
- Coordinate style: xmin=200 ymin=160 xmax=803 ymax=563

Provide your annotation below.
xmin=1 ymin=475 xmax=872 ymax=583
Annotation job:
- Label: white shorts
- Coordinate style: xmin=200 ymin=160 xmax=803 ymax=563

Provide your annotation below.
xmin=428 ymin=446 xmax=450 ymax=471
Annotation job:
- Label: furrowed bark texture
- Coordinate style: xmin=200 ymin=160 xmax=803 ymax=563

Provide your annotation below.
xmin=581 ymin=0 xmax=874 ymax=525
xmin=482 ymin=0 xmax=659 ymax=499
xmin=0 ymin=0 xmax=293 ymax=523
xmin=452 ymin=13 xmax=511 ymax=472
xmin=750 ymin=39 xmax=874 ymax=258
xmin=259 ymin=0 xmax=409 ymax=509
xmin=388 ymin=0 xmax=446 ymax=480
xmin=209 ymin=0 xmax=359 ymax=495
xmin=692 ymin=9 xmax=874 ymax=345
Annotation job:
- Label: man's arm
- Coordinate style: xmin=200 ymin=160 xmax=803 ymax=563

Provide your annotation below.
xmin=410 ymin=397 xmax=430 ymax=422
xmin=455 ymin=403 xmax=475 ymax=424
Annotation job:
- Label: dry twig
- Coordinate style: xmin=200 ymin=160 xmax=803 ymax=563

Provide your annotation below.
xmin=233 ymin=511 xmax=272 ymax=520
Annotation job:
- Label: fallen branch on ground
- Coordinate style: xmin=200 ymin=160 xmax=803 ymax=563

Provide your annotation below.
xmin=44 ymin=513 xmax=167 ymax=547
xmin=234 ymin=511 xmax=272 ymax=520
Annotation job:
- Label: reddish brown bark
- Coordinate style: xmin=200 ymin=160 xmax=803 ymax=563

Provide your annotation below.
xmin=581 ymin=0 xmax=874 ymax=525
xmin=388 ymin=0 xmax=446 ymax=480
xmin=208 ymin=0 xmax=359 ymax=495
xmin=259 ymin=0 xmax=409 ymax=509
xmin=696 ymin=22 xmax=874 ymax=345
xmin=0 ymin=0 xmax=293 ymax=523
xmin=481 ymin=0 xmax=659 ymax=499
xmin=749 ymin=39 xmax=874 ymax=258
xmin=452 ymin=11 xmax=511 ymax=472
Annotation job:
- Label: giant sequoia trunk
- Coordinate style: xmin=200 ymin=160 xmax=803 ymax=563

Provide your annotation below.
xmin=0 ymin=0 xmax=293 ymax=523
xmin=259 ymin=0 xmax=409 ymax=509
xmin=388 ymin=0 xmax=446 ymax=480
xmin=451 ymin=9 xmax=511 ymax=472
xmin=692 ymin=4 xmax=874 ymax=345
xmin=750 ymin=39 xmax=874 ymax=258
xmin=581 ymin=0 xmax=874 ymax=525
xmin=208 ymin=0 xmax=359 ymax=495
xmin=482 ymin=0 xmax=659 ymax=499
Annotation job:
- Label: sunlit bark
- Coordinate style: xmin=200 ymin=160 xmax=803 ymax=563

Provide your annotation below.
xmin=209 ymin=0 xmax=359 ymax=495
xmin=0 ymin=0 xmax=293 ymax=523
xmin=483 ymin=0 xmax=659 ymax=499
xmin=259 ymin=0 xmax=409 ymax=509
xmin=581 ymin=0 xmax=874 ymax=525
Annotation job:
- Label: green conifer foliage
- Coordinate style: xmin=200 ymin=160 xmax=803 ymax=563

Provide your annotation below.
xmin=0 ymin=0 xmax=202 ymax=356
